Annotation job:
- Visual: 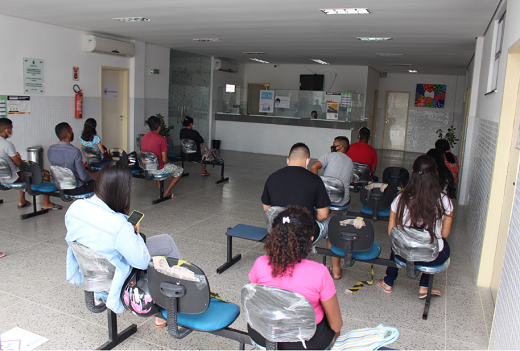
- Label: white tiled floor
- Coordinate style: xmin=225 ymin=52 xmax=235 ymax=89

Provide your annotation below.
xmin=0 ymin=149 xmax=492 ymax=350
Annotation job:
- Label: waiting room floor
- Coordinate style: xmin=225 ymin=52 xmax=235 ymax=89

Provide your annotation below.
xmin=0 ymin=149 xmax=492 ymax=350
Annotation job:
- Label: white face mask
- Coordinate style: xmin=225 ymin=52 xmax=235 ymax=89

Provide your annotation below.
xmin=7 ymin=128 xmax=13 ymax=138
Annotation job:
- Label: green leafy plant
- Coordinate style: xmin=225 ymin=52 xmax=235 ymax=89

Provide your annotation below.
xmin=436 ymin=125 xmax=459 ymax=148
xmin=156 ymin=113 xmax=174 ymax=138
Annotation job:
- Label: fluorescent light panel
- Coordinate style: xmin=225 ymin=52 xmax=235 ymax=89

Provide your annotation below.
xmin=408 ymin=70 xmax=418 ymax=73
xmin=377 ymin=53 xmax=404 ymax=56
xmin=320 ymin=8 xmax=369 ymax=15
xmin=311 ymin=59 xmax=330 ymax=65
xmin=193 ymin=38 xmax=221 ymax=42
xmin=243 ymin=52 xmax=266 ymax=54
xmin=389 ymin=63 xmax=412 ymax=66
xmin=250 ymin=58 xmax=269 ymax=63
xmin=357 ymin=37 xmax=392 ymax=41
xmin=112 ymin=17 xmax=151 ymax=22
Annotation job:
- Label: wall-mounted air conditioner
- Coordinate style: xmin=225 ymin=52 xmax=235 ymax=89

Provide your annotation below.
xmin=214 ymin=59 xmax=238 ymax=73
xmin=85 ymin=35 xmax=135 ymax=57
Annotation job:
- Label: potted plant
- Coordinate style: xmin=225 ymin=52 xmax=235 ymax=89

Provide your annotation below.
xmin=436 ymin=125 xmax=459 ymax=148
xmin=155 ymin=113 xmax=174 ymax=138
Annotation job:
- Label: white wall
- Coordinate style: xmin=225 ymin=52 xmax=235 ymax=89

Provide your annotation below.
xmin=0 ymin=14 xmax=170 ymax=163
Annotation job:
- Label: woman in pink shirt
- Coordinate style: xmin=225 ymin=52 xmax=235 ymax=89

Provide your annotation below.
xmin=248 ymin=205 xmax=342 ymax=349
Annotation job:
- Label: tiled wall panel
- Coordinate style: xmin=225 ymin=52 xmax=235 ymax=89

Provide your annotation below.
xmin=490 ymin=156 xmax=520 ymax=349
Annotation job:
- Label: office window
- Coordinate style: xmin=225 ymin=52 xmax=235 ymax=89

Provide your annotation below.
xmin=490 ymin=13 xmax=506 ymax=92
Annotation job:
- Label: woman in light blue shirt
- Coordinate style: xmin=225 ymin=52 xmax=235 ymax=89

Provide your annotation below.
xmin=65 ymin=160 xmax=180 ymax=328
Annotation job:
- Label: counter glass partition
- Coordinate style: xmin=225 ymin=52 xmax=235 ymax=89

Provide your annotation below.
xmin=216 ymin=87 xmax=365 ymax=122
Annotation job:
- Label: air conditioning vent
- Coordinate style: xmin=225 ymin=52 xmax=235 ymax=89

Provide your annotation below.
xmin=85 ymin=35 xmax=135 ymax=57
xmin=214 ymin=59 xmax=238 ymax=73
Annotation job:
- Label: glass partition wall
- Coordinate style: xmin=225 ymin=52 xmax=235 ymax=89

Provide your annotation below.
xmin=216 ymin=87 xmax=365 ymax=122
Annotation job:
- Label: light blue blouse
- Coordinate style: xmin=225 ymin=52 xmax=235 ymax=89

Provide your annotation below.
xmin=65 ymin=196 xmax=150 ymax=313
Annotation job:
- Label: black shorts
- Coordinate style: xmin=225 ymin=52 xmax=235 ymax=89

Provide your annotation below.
xmin=64 ymin=180 xmax=95 ymax=195
xmin=248 ymin=316 xmax=335 ymax=350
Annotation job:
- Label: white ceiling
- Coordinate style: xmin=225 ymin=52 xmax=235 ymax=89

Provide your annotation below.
xmin=1 ymin=0 xmax=500 ymax=75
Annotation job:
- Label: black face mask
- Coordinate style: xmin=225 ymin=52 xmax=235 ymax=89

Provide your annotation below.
xmin=70 ymin=132 xmax=74 ymax=142
xmin=330 ymin=145 xmax=338 ymax=152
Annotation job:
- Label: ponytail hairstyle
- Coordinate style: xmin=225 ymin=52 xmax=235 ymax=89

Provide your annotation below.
xmin=182 ymin=116 xmax=194 ymax=127
xmin=395 ymin=155 xmax=446 ymax=243
xmin=435 ymin=139 xmax=456 ymax=163
xmin=264 ymin=205 xmax=315 ymax=277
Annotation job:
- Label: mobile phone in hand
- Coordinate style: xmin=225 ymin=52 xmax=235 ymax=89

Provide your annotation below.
xmin=127 ymin=210 xmax=144 ymax=226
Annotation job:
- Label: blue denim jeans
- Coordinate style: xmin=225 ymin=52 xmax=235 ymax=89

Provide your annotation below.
xmin=384 ymin=239 xmax=450 ymax=287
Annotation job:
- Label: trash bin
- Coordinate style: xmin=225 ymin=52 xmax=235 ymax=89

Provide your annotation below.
xmin=212 ymin=140 xmax=221 ymax=150
xmin=27 ymin=145 xmax=44 ymax=169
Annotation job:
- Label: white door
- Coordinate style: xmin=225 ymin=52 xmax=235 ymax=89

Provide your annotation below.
xmin=101 ymin=68 xmax=128 ymax=150
xmin=382 ymin=91 xmax=410 ymax=151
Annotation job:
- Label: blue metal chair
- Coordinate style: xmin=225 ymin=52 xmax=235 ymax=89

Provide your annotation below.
xmin=137 ymin=151 xmax=174 ymax=205
xmin=0 ymin=157 xmax=27 ymax=193
xmin=81 ymin=145 xmax=105 ymax=172
xmin=321 ymin=176 xmax=351 ymax=213
xmin=19 ymin=160 xmax=60 ymax=220
xmin=383 ymin=167 xmax=409 ymax=194
xmin=349 ymin=162 xmax=371 ymax=193
xmin=49 ymin=165 xmax=95 ymax=202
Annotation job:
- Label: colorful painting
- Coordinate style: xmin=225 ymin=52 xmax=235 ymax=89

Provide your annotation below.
xmin=415 ymin=84 xmax=446 ymax=108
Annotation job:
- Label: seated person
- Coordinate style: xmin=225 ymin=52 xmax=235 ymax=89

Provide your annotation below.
xmin=141 ymin=116 xmax=183 ymax=198
xmin=180 ymin=116 xmax=209 ymax=176
xmin=0 ymin=118 xmax=61 ymax=210
xmin=346 ymin=127 xmax=378 ymax=181
xmin=311 ymin=136 xmax=354 ymax=206
xmin=248 ymin=205 xmax=342 ymax=349
xmin=426 ymin=148 xmax=456 ymax=199
xmin=65 ymin=161 xmax=181 ymax=327
xmin=377 ymin=155 xmax=453 ymax=298
xmin=435 ymin=139 xmax=459 ymax=188
xmin=311 ymin=110 xmax=318 ymax=119
xmin=79 ymin=118 xmax=108 ymax=167
xmin=48 ymin=122 xmax=95 ymax=195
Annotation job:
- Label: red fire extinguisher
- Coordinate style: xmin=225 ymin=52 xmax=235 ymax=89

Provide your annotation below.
xmin=74 ymin=84 xmax=83 ymax=119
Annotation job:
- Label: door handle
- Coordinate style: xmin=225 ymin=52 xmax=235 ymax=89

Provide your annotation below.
xmin=119 ymin=115 xmax=124 ymax=118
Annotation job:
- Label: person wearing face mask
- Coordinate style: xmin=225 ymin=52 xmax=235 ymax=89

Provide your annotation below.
xmin=48 ymin=122 xmax=95 ymax=195
xmin=0 ymin=118 xmax=62 ymax=210
xmin=261 ymin=143 xmax=330 ymax=239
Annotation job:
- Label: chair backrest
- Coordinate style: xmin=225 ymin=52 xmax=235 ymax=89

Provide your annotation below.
xmin=50 ymin=165 xmax=78 ymax=190
xmin=69 ymin=241 xmax=115 ymax=293
xmin=265 ymin=206 xmax=285 ymax=232
xmin=136 ymin=133 xmax=146 ymax=150
xmin=109 ymin=148 xmax=128 ymax=166
xmin=148 ymin=257 xmax=210 ymax=314
xmin=360 ymin=183 xmax=396 ymax=209
xmin=383 ymin=167 xmax=410 ymax=191
xmin=166 ymin=137 xmax=174 ymax=152
xmin=328 ymin=215 xmax=375 ymax=252
xmin=137 ymin=151 xmax=159 ymax=171
xmin=351 ymin=162 xmax=371 ymax=184
xmin=180 ymin=139 xmax=197 ymax=154
xmin=0 ymin=158 xmax=13 ymax=181
xmin=320 ymin=176 xmax=345 ymax=205
xmin=20 ymin=160 xmax=44 ymax=185
xmin=81 ymin=146 xmax=102 ymax=164
xmin=241 ymin=283 xmax=316 ymax=344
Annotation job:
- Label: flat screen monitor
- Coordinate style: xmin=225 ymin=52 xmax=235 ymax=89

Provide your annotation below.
xmin=300 ymin=74 xmax=324 ymax=91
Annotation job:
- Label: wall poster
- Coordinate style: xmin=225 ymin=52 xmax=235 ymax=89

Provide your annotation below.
xmin=23 ymin=58 xmax=44 ymax=94
xmin=275 ymin=96 xmax=290 ymax=108
xmin=415 ymin=84 xmax=446 ymax=108
xmin=259 ymin=90 xmax=274 ymax=112
xmin=325 ymin=93 xmax=341 ymax=120
xmin=6 ymin=96 xmax=31 ymax=114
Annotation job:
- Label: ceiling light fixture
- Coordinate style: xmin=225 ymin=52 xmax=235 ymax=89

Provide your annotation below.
xmin=243 ymin=52 xmax=266 ymax=55
xmin=320 ymin=8 xmax=369 ymax=15
xmin=389 ymin=63 xmax=412 ymax=66
xmin=377 ymin=53 xmax=404 ymax=56
xmin=193 ymin=38 xmax=221 ymax=42
xmin=408 ymin=70 xmax=418 ymax=73
xmin=250 ymin=58 xmax=269 ymax=63
xmin=357 ymin=37 xmax=392 ymax=41
xmin=311 ymin=59 xmax=330 ymax=65
xmin=112 ymin=17 xmax=152 ymax=22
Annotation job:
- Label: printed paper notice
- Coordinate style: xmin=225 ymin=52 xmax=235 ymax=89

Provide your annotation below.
xmin=0 ymin=95 xmax=7 ymax=117
xmin=259 ymin=90 xmax=274 ymax=113
xmin=7 ymin=96 xmax=31 ymax=114
xmin=1 ymin=326 xmax=48 ymax=351
xmin=23 ymin=58 xmax=44 ymax=94
xmin=103 ymin=84 xmax=118 ymax=99
xmin=341 ymin=92 xmax=352 ymax=108
xmin=325 ymin=93 xmax=341 ymax=120
xmin=275 ymin=96 xmax=290 ymax=108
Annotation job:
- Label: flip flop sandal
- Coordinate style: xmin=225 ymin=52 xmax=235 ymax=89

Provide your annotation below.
xmin=202 ymin=172 xmax=211 ymax=176
xmin=329 ymin=267 xmax=342 ymax=280
xmin=155 ymin=321 xmax=167 ymax=328
xmin=419 ymin=288 xmax=441 ymax=299
xmin=18 ymin=201 xmax=31 ymax=209
xmin=42 ymin=204 xmax=63 ymax=211
xmin=376 ymin=279 xmax=392 ymax=294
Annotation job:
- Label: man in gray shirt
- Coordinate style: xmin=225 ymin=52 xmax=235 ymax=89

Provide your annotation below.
xmin=48 ymin=122 xmax=95 ymax=195
xmin=311 ymin=136 xmax=354 ymax=206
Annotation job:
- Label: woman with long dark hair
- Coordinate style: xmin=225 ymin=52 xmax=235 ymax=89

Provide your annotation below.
xmin=80 ymin=118 xmax=106 ymax=158
xmin=435 ymin=139 xmax=460 ymax=188
xmin=376 ymin=155 xmax=453 ymax=298
xmin=65 ymin=161 xmax=180 ymax=327
xmin=248 ymin=205 xmax=342 ymax=349
xmin=426 ymin=148 xmax=456 ymax=199
xmin=180 ymin=116 xmax=209 ymax=176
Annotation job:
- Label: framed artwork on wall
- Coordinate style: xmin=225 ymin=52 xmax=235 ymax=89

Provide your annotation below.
xmin=415 ymin=84 xmax=446 ymax=108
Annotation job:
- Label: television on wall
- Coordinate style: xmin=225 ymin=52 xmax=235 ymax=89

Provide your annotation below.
xmin=300 ymin=74 xmax=324 ymax=91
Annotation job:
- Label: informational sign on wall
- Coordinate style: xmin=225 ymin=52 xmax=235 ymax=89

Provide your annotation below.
xmin=73 ymin=66 xmax=79 ymax=81
xmin=275 ymin=96 xmax=290 ymax=108
xmin=325 ymin=93 xmax=341 ymax=120
xmin=0 ymin=95 xmax=6 ymax=118
xmin=103 ymin=84 xmax=118 ymax=99
xmin=23 ymin=58 xmax=44 ymax=94
xmin=259 ymin=90 xmax=274 ymax=113
xmin=6 ymin=96 xmax=31 ymax=115
xmin=341 ymin=92 xmax=352 ymax=108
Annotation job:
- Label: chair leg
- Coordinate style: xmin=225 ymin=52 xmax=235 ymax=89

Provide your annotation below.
xmin=265 ymin=340 xmax=277 ymax=350
xmin=97 ymin=310 xmax=137 ymax=350
xmin=217 ymin=234 xmax=241 ymax=274
xmin=181 ymin=159 xmax=190 ymax=177
xmin=20 ymin=195 xmax=49 ymax=220
xmin=152 ymin=180 xmax=172 ymax=205
xmin=422 ymin=274 xmax=434 ymax=320
xmin=215 ymin=162 xmax=229 ymax=184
